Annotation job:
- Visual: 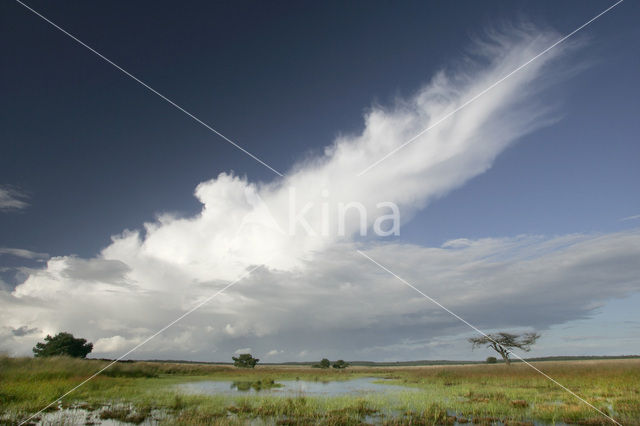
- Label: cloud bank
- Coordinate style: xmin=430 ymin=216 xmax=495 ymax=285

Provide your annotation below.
xmin=3 ymin=26 xmax=636 ymax=361
xmin=3 ymin=231 xmax=639 ymax=360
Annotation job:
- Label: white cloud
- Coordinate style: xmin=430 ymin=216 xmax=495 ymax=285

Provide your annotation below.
xmin=3 ymin=26 xmax=632 ymax=362
xmin=94 ymin=335 xmax=141 ymax=354
xmin=0 ymin=186 xmax=29 ymax=212
xmin=234 ymin=347 xmax=252 ymax=355
xmin=85 ymin=25 xmax=574 ymax=282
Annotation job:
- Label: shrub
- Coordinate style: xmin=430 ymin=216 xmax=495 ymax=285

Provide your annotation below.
xmin=332 ymin=359 xmax=349 ymax=369
xmin=486 ymin=356 xmax=498 ymax=364
xmin=232 ymin=353 xmax=259 ymax=368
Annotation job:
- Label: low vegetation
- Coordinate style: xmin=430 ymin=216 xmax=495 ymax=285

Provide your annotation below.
xmin=1 ymin=355 xmax=638 ymax=425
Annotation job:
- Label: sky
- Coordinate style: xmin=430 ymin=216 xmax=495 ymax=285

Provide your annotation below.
xmin=1 ymin=0 xmax=639 ymax=362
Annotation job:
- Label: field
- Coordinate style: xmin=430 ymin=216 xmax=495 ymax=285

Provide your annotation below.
xmin=1 ymin=356 xmax=639 ymax=425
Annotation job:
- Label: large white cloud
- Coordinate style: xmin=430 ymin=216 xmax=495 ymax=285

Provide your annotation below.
xmin=4 ymin=26 xmax=635 ymax=361
xmin=92 ymin=25 xmax=575 ymax=280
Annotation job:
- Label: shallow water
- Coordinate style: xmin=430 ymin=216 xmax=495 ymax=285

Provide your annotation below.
xmin=22 ymin=379 xmax=573 ymax=425
xmin=177 ymin=376 xmax=417 ymax=396
xmin=27 ymin=406 xmax=165 ymax=425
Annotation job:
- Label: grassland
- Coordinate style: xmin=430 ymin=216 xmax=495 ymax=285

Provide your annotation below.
xmin=1 ymin=356 xmax=638 ymax=425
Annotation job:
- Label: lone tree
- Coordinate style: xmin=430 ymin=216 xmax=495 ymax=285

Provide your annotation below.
xmin=468 ymin=332 xmax=539 ymax=365
xmin=33 ymin=332 xmax=93 ymax=358
xmin=232 ymin=353 xmax=259 ymax=368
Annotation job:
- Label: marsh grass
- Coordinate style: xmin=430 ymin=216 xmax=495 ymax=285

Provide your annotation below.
xmin=99 ymin=405 xmax=151 ymax=424
xmin=1 ymin=356 xmax=638 ymax=425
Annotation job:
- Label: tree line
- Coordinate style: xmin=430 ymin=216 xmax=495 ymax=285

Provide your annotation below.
xmin=31 ymin=331 xmax=540 ymax=366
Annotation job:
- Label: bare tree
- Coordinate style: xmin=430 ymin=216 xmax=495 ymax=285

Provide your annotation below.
xmin=468 ymin=332 xmax=539 ymax=365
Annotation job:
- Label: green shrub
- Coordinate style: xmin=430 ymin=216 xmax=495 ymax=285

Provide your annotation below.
xmin=332 ymin=360 xmax=349 ymax=369
xmin=232 ymin=353 xmax=259 ymax=368
xmin=313 ymin=358 xmax=331 ymax=369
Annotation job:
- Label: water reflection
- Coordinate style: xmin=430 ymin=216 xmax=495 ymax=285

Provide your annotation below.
xmin=230 ymin=380 xmax=283 ymax=392
xmin=179 ymin=377 xmax=416 ymax=396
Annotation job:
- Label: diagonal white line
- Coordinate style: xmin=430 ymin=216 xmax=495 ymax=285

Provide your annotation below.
xmin=357 ymin=0 xmax=624 ymax=176
xmin=356 ymin=249 xmax=621 ymax=425
xmin=14 ymin=0 xmax=284 ymax=177
xmin=18 ymin=262 xmax=268 ymax=426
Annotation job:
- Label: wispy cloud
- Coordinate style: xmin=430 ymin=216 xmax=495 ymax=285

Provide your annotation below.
xmin=620 ymin=214 xmax=640 ymax=222
xmin=0 ymin=248 xmax=49 ymax=260
xmin=0 ymin=185 xmax=29 ymax=212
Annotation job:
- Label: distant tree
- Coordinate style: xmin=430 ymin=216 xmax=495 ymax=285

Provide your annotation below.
xmin=232 ymin=353 xmax=259 ymax=368
xmin=33 ymin=332 xmax=93 ymax=358
xmin=312 ymin=358 xmax=332 ymax=368
xmin=469 ymin=332 xmax=540 ymax=365
xmin=332 ymin=359 xmax=349 ymax=369
xmin=486 ymin=356 xmax=497 ymax=364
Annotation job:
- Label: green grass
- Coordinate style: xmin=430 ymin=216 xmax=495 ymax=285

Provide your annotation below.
xmin=1 ymin=356 xmax=638 ymax=425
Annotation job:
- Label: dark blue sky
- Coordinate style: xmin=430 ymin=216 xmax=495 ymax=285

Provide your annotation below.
xmin=1 ymin=0 xmax=638 ymax=260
